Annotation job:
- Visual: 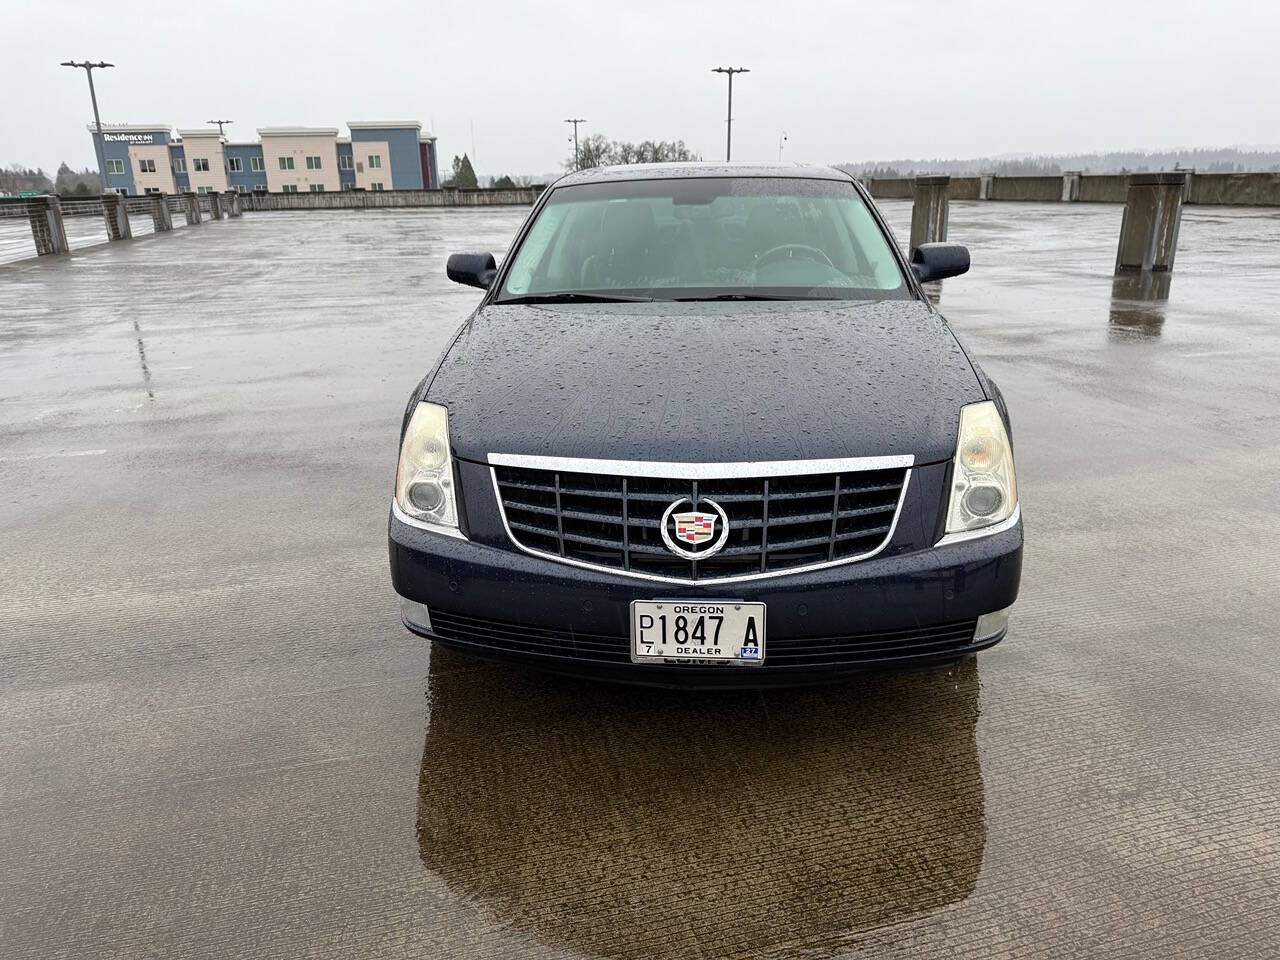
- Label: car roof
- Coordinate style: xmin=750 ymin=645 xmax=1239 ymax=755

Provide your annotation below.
xmin=552 ymin=161 xmax=854 ymax=187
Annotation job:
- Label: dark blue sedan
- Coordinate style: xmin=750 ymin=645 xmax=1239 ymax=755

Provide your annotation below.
xmin=389 ymin=163 xmax=1021 ymax=686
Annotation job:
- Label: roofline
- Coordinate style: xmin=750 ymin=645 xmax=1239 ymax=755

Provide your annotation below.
xmin=256 ymin=126 xmax=341 ymax=137
xmin=176 ymin=128 xmax=224 ymax=139
xmin=87 ymin=123 xmax=171 ymax=134
xmin=346 ymin=120 xmax=423 ymax=131
xmin=419 ymin=134 xmax=437 ymax=142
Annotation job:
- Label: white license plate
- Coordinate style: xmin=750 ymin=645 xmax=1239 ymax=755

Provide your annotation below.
xmin=630 ymin=600 xmax=766 ymax=665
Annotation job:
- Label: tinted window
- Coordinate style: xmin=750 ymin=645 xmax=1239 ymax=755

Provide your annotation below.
xmin=499 ymin=177 xmax=907 ymax=302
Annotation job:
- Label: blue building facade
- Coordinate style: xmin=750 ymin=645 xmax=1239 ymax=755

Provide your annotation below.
xmin=224 ymin=143 xmax=269 ymax=193
xmin=336 ymin=142 xmax=357 ymax=190
xmin=348 ymin=123 xmax=425 ymax=190
xmin=167 ymin=143 xmax=190 ymax=192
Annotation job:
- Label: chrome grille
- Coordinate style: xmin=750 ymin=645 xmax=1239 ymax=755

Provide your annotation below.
xmin=492 ymin=462 xmax=909 ymax=582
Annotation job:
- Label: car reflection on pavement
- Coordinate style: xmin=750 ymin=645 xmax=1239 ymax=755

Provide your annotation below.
xmin=416 ymin=649 xmax=986 ymax=958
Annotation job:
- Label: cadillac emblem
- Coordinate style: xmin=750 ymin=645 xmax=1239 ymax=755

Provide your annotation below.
xmin=660 ymin=497 xmax=730 ymax=559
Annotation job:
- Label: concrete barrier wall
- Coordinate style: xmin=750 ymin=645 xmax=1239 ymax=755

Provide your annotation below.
xmin=863 ymin=171 xmax=1280 ymax=206
xmin=988 ymin=176 xmax=1063 ymax=202
xmin=1187 ymin=173 xmax=1280 ymax=207
xmin=1078 ymin=175 xmax=1129 ymax=203
xmin=239 ymin=186 xmax=545 ymax=211
xmin=862 ymin=178 xmax=913 ymax=199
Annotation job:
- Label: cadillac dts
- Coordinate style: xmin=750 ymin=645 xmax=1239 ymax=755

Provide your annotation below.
xmin=388 ymin=163 xmax=1022 ymax=686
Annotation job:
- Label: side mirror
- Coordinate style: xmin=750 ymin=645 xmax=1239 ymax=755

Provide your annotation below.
xmin=447 ymin=252 xmax=497 ymax=290
xmin=911 ymin=243 xmax=970 ymax=283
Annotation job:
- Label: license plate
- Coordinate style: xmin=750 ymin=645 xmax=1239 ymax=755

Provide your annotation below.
xmin=630 ymin=600 xmax=766 ymax=665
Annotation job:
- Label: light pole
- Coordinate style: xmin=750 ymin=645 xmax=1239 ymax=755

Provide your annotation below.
xmin=778 ymin=131 xmax=788 ymax=161
xmin=207 ymin=119 xmax=233 ymax=137
xmin=60 ymin=60 xmax=114 ymax=192
xmin=564 ymin=119 xmax=585 ymax=170
xmin=711 ymin=66 xmax=749 ymax=162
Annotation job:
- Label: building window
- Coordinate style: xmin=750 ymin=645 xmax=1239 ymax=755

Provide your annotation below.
xmin=305 ymin=155 xmax=322 ymax=170
xmin=342 ymin=182 xmax=355 ymax=191
xmin=173 ymin=157 xmax=186 ymax=173
xmin=196 ymin=185 xmax=212 ymax=194
xmin=309 ymin=183 xmax=325 ymax=192
xmin=250 ymin=156 xmax=264 ymax=172
xmin=253 ymin=184 xmax=268 ymax=193
xmin=235 ymin=184 xmax=250 ymax=194
xmin=371 ymin=182 xmax=385 ymax=191
xmin=106 ymin=158 xmax=125 ymax=175
xmin=138 ymin=158 xmax=156 ymax=173
xmin=279 ymin=156 xmax=295 ymax=170
xmin=227 ymin=157 xmax=243 ymax=172
xmin=282 ymin=184 xmax=298 ymax=193
xmin=368 ymin=155 xmax=382 ymax=169
xmin=144 ymin=187 xmax=162 ymax=195
xmin=193 ymin=158 xmax=210 ymax=172
xmin=338 ymin=155 xmax=353 ymax=171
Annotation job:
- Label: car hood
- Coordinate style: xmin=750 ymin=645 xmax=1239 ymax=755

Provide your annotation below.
xmin=426 ymin=300 xmax=983 ymax=466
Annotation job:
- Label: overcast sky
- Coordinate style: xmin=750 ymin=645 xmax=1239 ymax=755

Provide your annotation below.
xmin=6 ymin=0 xmax=1278 ymax=177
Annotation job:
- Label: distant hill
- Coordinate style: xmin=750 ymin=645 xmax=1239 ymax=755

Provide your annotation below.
xmin=838 ymin=147 xmax=1280 ymax=178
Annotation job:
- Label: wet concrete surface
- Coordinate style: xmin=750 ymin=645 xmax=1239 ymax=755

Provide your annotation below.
xmin=2 ymin=203 xmax=1279 ymax=958
xmin=0 ymin=214 xmax=157 ymax=264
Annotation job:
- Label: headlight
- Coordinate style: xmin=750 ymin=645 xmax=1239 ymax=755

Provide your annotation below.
xmin=394 ymin=402 xmax=462 ymax=535
xmin=941 ymin=400 xmax=1017 ymax=541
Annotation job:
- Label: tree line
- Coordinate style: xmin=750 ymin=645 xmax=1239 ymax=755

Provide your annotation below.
xmin=841 ymin=147 xmax=1280 ymax=178
xmin=0 ymin=163 xmax=101 ymax=196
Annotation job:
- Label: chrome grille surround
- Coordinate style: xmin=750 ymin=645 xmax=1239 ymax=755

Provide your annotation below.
xmin=489 ymin=453 xmax=914 ymax=585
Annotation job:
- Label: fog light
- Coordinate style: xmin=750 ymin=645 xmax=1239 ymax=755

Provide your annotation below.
xmin=400 ymin=597 xmax=433 ymax=632
xmin=407 ymin=478 xmax=445 ymax=513
xmin=973 ymin=606 xmax=1011 ymax=641
xmin=962 ymin=483 xmax=1004 ymax=518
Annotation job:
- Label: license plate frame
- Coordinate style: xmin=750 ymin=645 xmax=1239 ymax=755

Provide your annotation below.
xmin=629 ymin=599 xmax=766 ymax=666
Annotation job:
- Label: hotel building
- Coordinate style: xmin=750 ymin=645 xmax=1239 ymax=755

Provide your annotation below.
xmin=90 ymin=121 xmax=439 ymax=195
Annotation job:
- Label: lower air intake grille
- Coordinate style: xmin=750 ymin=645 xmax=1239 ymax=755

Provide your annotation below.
xmin=429 ymin=610 xmax=979 ymax=668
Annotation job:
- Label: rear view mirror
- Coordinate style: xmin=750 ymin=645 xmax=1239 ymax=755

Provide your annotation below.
xmin=911 ymin=243 xmax=970 ymax=283
xmin=447 ymin=252 xmax=497 ymax=289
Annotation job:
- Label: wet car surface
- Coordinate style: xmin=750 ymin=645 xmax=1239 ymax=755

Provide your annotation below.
xmin=2 ymin=203 xmax=1279 ymax=957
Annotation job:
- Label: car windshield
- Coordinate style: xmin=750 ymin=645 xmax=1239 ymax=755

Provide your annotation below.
xmin=496 ymin=176 xmax=910 ymax=302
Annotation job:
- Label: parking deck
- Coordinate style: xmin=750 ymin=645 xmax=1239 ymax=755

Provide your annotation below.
xmin=2 ymin=202 xmax=1278 ymax=958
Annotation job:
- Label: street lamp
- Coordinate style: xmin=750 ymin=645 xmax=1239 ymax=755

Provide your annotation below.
xmin=565 ymin=118 xmax=586 ymax=170
xmin=207 ymin=120 xmax=233 ymax=137
xmin=711 ymin=66 xmax=749 ymax=162
xmin=61 ymin=60 xmax=114 ymax=192
xmin=778 ymin=131 xmax=788 ymax=161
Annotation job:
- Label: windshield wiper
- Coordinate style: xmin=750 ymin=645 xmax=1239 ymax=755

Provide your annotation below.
xmin=499 ymin=292 xmax=654 ymax=304
xmin=671 ymin=293 xmax=796 ymax=301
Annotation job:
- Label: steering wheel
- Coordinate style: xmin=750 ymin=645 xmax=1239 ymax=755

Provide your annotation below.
xmin=754 ymin=244 xmax=835 ymax=271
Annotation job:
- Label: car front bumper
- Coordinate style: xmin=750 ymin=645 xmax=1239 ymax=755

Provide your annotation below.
xmin=389 ymin=502 xmax=1022 ymax=688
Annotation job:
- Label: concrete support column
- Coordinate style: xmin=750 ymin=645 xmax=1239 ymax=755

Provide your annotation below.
xmin=182 ymin=192 xmax=202 ymax=226
xmin=1115 ymin=172 xmax=1187 ymax=274
xmin=151 ymin=193 xmax=173 ymax=232
xmin=100 ymin=193 xmax=132 ymax=241
xmin=1061 ymin=171 xmax=1081 ymax=202
xmin=28 ymin=196 xmax=70 ymax=256
xmin=208 ymin=192 xmax=224 ymax=220
xmin=909 ymin=176 xmax=950 ymax=255
xmin=225 ymin=191 xmax=242 ymax=217
xmin=978 ymin=175 xmax=994 ymax=200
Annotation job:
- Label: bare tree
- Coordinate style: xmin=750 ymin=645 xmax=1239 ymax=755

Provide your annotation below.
xmin=566 ymin=135 xmax=697 ymax=171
